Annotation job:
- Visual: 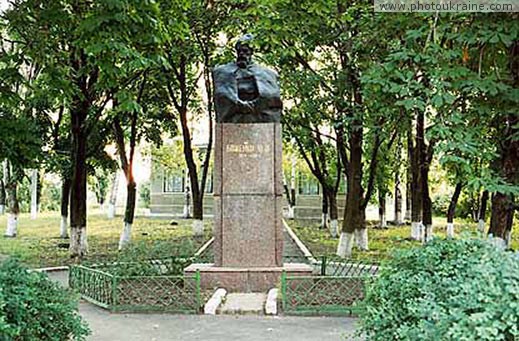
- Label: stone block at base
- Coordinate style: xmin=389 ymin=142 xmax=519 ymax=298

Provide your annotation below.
xmin=185 ymin=263 xmax=313 ymax=292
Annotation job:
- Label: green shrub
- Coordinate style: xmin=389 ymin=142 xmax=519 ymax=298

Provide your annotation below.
xmin=431 ymin=193 xmax=451 ymax=216
xmin=0 ymin=259 xmax=89 ymax=341
xmin=96 ymin=239 xmax=198 ymax=277
xmin=359 ymin=238 xmax=519 ymax=341
xmin=40 ymin=180 xmax=61 ymax=212
xmin=138 ymin=181 xmax=151 ymax=208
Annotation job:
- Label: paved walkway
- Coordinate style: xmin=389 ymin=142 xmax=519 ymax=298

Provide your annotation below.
xmin=81 ymin=303 xmax=358 ymax=341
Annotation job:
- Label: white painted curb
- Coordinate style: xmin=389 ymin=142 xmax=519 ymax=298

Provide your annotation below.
xmin=204 ymin=288 xmax=227 ymax=315
xmin=33 ymin=266 xmax=69 ymax=273
xmin=265 ymin=288 xmax=278 ymax=315
xmin=282 ymin=219 xmax=317 ymax=263
xmin=195 ymin=237 xmax=214 ymax=257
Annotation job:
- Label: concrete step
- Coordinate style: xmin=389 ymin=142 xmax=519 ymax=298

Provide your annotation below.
xmin=218 ymin=293 xmax=267 ymax=315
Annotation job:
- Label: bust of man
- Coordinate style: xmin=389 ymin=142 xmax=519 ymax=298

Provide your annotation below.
xmin=213 ymin=34 xmax=283 ymax=123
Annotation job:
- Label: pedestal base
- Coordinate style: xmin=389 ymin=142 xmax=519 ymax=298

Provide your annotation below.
xmin=185 ymin=263 xmax=313 ymax=292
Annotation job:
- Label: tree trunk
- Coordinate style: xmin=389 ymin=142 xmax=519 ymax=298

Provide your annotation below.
xmin=488 ymin=41 xmax=519 ymax=248
xmin=378 ymin=191 xmax=387 ymax=228
xmin=337 ymin=125 xmax=365 ymax=257
xmin=405 ymin=137 xmax=412 ymax=221
xmin=69 ymin=107 xmax=88 ymax=258
xmin=4 ymin=161 xmax=19 ymax=237
xmin=478 ymin=190 xmax=489 ymax=233
xmin=489 ymin=193 xmax=514 ymax=248
xmin=0 ymin=178 xmax=5 ymax=215
xmin=410 ymin=128 xmax=422 ymax=240
xmin=36 ymin=171 xmax=42 ymax=214
xmin=290 ymin=156 xmax=297 ymax=207
xmin=179 ymin=104 xmax=204 ymax=235
xmin=119 ymin=179 xmax=136 ymax=249
xmin=284 ymin=156 xmax=297 ymax=219
xmin=422 ymin=160 xmax=433 ymax=242
xmin=283 ymin=175 xmax=295 ymax=219
xmin=328 ymin=191 xmax=339 ymax=238
xmin=60 ymin=177 xmax=71 ymax=239
xmin=183 ymin=181 xmax=191 ymax=219
xmin=446 ymin=182 xmax=463 ymax=237
xmin=107 ymin=171 xmax=119 ymax=219
xmin=321 ymin=185 xmax=329 ymax=230
xmin=394 ymin=172 xmax=403 ymax=225
xmin=30 ymin=169 xmax=38 ymax=220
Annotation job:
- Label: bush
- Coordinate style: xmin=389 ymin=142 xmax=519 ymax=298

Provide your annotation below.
xmin=40 ymin=180 xmax=61 ymax=212
xmin=138 ymin=181 xmax=151 ymax=208
xmin=92 ymin=239 xmax=198 ymax=277
xmin=431 ymin=193 xmax=451 ymax=216
xmin=0 ymin=260 xmax=89 ymax=341
xmin=118 ymin=241 xmax=195 ymax=276
xmin=359 ymin=238 xmax=519 ymax=341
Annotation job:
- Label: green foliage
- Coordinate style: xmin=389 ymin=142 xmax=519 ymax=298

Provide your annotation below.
xmin=431 ymin=193 xmax=451 ymax=216
xmin=88 ymin=168 xmax=114 ymax=206
xmin=39 ymin=179 xmax=61 ymax=212
xmin=138 ymin=180 xmax=151 ymax=208
xmin=0 ymin=259 xmax=89 ymax=341
xmin=105 ymin=239 xmax=197 ymax=277
xmin=359 ymin=238 xmax=519 ymax=341
xmin=0 ymin=115 xmax=43 ymax=168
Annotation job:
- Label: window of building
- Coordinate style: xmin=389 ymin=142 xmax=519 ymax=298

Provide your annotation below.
xmin=298 ymin=173 xmax=320 ymax=195
xmin=163 ymin=170 xmax=184 ymax=193
xmin=205 ymin=173 xmax=213 ymax=194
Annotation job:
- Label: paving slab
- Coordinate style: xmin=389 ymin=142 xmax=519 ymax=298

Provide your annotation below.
xmin=80 ymin=302 xmax=359 ymax=341
xmin=218 ymin=293 xmax=266 ymax=315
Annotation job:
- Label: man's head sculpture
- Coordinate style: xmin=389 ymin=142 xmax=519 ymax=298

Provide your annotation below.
xmin=235 ymin=34 xmax=254 ymax=68
xmin=212 ymin=34 xmax=283 ymax=124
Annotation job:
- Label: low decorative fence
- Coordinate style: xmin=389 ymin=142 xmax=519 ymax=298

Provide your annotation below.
xmin=281 ymin=257 xmax=380 ymax=316
xmin=69 ymin=264 xmax=201 ymax=313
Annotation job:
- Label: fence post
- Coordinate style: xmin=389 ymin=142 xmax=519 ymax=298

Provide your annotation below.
xmin=281 ymin=270 xmax=287 ymax=312
xmin=195 ymin=270 xmax=202 ymax=313
xmin=111 ymin=275 xmax=118 ymax=312
xmin=68 ymin=266 xmax=74 ymax=289
xmin=321 ymin=255 xmax=327 ymax=276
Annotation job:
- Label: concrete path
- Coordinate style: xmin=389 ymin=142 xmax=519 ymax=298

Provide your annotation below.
xmin=81 ymin=302 xmax=359 ymax=341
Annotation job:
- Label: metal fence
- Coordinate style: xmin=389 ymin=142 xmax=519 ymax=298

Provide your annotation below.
xmin=69 ymin=264 xmax=202 ymax=313
xmin=281 ymin=257 xmax=380 ymax=316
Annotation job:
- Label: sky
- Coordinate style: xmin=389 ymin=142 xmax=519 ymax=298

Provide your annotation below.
xmin=0 ymin=0 xmax=8 ymax=12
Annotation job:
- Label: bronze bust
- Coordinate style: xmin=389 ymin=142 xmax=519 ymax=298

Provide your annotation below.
xmin=213 ymin=35 xmax=283 ymax=123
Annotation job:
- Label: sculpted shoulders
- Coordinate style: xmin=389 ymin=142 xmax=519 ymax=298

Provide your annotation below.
xmin=213 ymin=63 xmax=237 ymax=75
xmin=250 ymin=64 xmax=279 ymax=80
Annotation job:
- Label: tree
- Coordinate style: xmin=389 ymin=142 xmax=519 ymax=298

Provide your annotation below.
xmin=3 ymin=0 xmax=163 ymax=257
xmin=0 ymin=24 xmax=44 ymax=237
xmin=157 ymin=0 xmax=237 ymax=235
xmin=488 ymin=39 xmax=519 ymax=246
xmin=0 ymin=175 xmax=5 ymax=215
xmin=251 ymin=0 xmax=397 ymax=256
xmin=111 ymin=70 xmax=165 ymax=248
xmin=283 ymin=95 xmax=342 ymax=236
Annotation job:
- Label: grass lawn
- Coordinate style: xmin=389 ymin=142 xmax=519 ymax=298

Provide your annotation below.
xmin=0 ymin=211 xmax=212 ymax=268
xmin=1 ymin=211 xmax=516 ymax=268
xmin=288 ymin=217 xmax=519 ymax=261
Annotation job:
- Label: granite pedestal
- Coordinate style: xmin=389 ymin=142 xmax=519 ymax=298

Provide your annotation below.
xmin=185 ymin=123 xmax=312 ymax=292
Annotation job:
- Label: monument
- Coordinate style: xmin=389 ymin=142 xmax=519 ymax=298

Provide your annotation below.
xmin=185 ymin=35 xmax=312 ymax=292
